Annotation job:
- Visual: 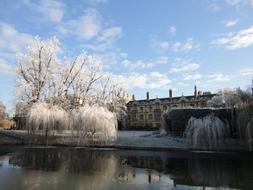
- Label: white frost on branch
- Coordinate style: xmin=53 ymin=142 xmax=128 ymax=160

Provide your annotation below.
xmin=27 ymin=102 xmax=69 ymax=132
xmin=0 ymin=100 xmax=6 ymax=119
xmin=15 ymin=37 xmax=131 ymax=138
xmin=72 ymin=105 xmax=118 ymax=145
xmin=15 ymin=37 xmax=130 ymax=116
xmin=16 ymin=37 xmax=60 ymax=102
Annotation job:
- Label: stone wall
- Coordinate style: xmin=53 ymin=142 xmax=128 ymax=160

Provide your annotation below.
xmin=163 ymin=108 xmax=234 ymax=136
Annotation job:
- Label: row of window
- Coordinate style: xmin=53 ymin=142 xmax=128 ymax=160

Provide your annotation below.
xmin=129 ymin=102 xmax=206 ymax=112
xmin=130 ymin=105 xmax=168 ymax=112
xmin=129 ymin=123 xmax=162 ymax=128
xmin=130 ymin=113 xmax=161 ymax=121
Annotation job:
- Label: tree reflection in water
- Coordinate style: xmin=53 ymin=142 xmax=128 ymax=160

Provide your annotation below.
xmin=3 ymin=148 xmax=253 ymax=190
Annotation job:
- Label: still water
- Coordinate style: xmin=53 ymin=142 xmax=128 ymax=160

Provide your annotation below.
xmin=0 ymin=147 xmax=253 ymax=190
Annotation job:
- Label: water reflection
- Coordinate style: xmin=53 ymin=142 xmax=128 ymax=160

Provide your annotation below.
xmin=0 ymin=148 xmax=253 ymax=190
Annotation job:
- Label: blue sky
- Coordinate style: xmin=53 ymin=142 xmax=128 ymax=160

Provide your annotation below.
xmin=0 ymin=0 xmax=253 ymax=112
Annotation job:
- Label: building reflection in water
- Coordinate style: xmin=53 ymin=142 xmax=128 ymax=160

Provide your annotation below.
xmin=1 ymin=148 xmax=253 ymax=190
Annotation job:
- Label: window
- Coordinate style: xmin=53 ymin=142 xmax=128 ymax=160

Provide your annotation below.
xmin=156 ymin=123 xmax=161 ymax=128
xmin=172 ymin=104 xmax=177 ymax=108
xmin=148 ymin=114 xmax=153 ymax=120
xmin=140 ymin=107 xmax=144 ymax=112
xmin=155 ymin=103 xmax=160 ymax=109
xmin=163 ymin=105 xmax=167 ymax=110
xmin=190 ymin=104 xmax=194 ymax=107
xmin=149 ymin=106 xmax=152 ymax=111
xmin=132 ymin=114 xmax=137 ymax=121
xmin=154 ymin=112 xmax=161 ymax=121
xmin=140 ymin=114 xmax=144 ymax=120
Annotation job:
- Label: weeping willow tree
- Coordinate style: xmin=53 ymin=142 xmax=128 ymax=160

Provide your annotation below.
xmin=72 ymin=106 xmax=117 ymax=146
xmin=26 ymin=102 xmax=69 ymax=145
xmin=208 ymin=82 xmax=253 ymax=150
xmin=15 ymin=37 xmax=130 ymax=145
xmin=236 ymin=88 xmax=253 ymax=150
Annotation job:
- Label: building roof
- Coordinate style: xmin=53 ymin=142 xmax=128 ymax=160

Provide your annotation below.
xmin=127 ymin=93 xmax=217 ymax=106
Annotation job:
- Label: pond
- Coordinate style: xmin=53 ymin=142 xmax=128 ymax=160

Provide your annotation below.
xmin=0 ymin=147 xmax=253 ymax=190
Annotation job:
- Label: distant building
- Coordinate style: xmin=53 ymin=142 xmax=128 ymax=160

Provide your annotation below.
xmin=126 ymin=86 xmax=216 ymax=130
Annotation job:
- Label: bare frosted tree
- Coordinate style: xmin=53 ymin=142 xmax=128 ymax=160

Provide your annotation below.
xmin=94 ymin=75 xmax=131 ymax=120
xmin=0 ymin=100 xmax=6 ymax=119
xmin=208 ymin=89 xmax=240 ymax=108
xmin=15 ymin=37 xmax=130 ymax=134
xmin=49 ymin=52 xmax=102 ymax=109
xmin=16 ymin=37 xmax=60 ymax=103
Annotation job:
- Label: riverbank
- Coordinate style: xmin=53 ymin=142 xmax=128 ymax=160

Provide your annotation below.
xmin=0 ymin=129 xmax=249 ymax=152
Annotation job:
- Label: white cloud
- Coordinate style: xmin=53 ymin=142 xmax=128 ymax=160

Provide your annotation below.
xmin=170 ymin=59 xmax=200 ymax=73
xmin=113 ymin=72 xmax=171 ymax=89
xmin=154 ymin=38 xmax=199 ymax=53
xmin=0 ymin=22 xmax=34 ymax=57
xmin=168 ymin=26 xmax=176 ymax=35
xmin=121 ymin=56 xmax=169 ymax=70
xmin=212 ymin=25 xmax=253 ymax=50
xmin=93 ymin=51 xmax=124 ymax=68
xmin=159 ymin=41 xmax=169 ymax=49
xmin=57 ymin=8 xmax=122 ymax=53
xmin=225 ymin=0 xmax=243 ymax=5
xmin=122 ymin=59 xmax=154 ymax=70
xmin=37 ymin=0 xmax=64 ymax=22
xmin=24 ymin=0 xmax=65 ymax=23
xmin=206 ymin=74 xmax=230 ymax=83
xmin=155 ymin=56 xmax=169 ymax=64
xmin=58 ymin=8 xmax=101 ymax=40
xmin=225 ymin=0 xmax=253 ymax=6
xmin=0 ymin=59 xmax=15 ymax=75
xmin=184 ymin=74 xmax=202 ymax=81
xmin=239 ymin=68 xmax=253 ymax=76
xmin=224 ymin=19 xmax=239 ymax=27
xmin=84 ymin=0 xmax=108 ymax=5
xmin=98 ymin=26 xmax=122 ymax=42
xmin=0 ymin=22 xmax=34 ymax=75
xmin=208 ymin=3 xmax=222 ymax=11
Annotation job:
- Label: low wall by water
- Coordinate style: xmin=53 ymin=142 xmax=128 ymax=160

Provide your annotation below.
xmin=163 ymin=108 xmax=234 ymax=136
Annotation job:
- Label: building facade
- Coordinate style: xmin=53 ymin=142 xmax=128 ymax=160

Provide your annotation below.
xmin=126 ymin=86 xmax=216 ymax=130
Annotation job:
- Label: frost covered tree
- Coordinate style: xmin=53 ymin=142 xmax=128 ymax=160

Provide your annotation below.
xmin=207 ymin=89 xmax=240 ymax=108
xmin=0 ymin=100 xmax=6 ymax=119
xmin=208 ymin=87 xmax=253 ymax=108
xmin=93 ymin=76 xmax=131 ymax=120
xmin=16 ymin=37 xmax=60 ymax=103
xmin=16 ymin=37 xmax=108 ymax=111
xmin=15 ymin=37 xmax=130 ymax=144
xmin=72 ymin=105 xmax=118 ymax=145
xmin=27 ymin=102 xmax=69 ymax=145
xmin=54 ymin=53 xmax=102 ymax=109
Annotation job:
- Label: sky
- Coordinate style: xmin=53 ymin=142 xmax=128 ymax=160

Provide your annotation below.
xmin=0 ymin=0 xmax=253 ymax=113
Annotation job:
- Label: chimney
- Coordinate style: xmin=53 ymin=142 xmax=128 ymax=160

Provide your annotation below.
xmin=132 ymin=94 xmax=135 ymax=101
xmin=169 ymin=89 xmax=172 ymax=99
xmin=146 ymin=91 xmax=150 ymax=100
xmin=194 ymin=85 xmax=197 ymax=97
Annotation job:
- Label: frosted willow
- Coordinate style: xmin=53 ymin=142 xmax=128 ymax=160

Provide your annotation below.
xmin=208 ymin=87 xmax=253 ymax=150
xmin=27 ymin=102 xmax=69 ymax=145
xmin=184 ymin=114 xmax=230 ymax=150
xmin=15 ymin=37 xmax=130 ymax=145
xmin=72 ymin=106 xmax=118 ymax=145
